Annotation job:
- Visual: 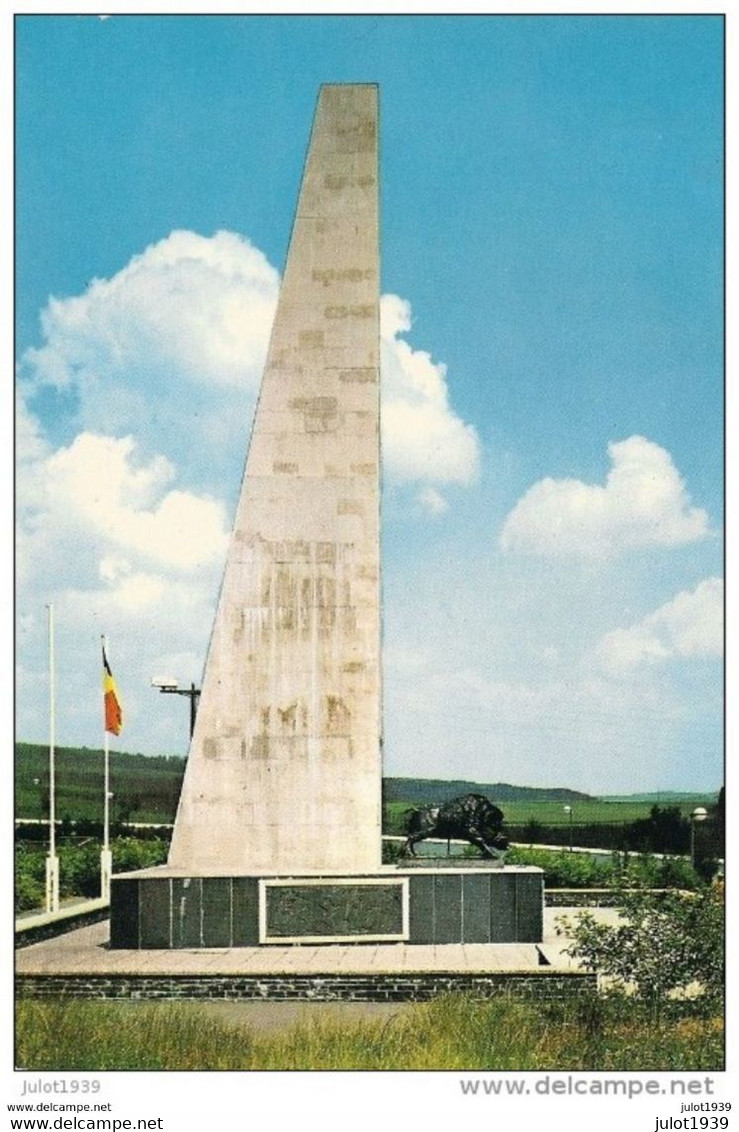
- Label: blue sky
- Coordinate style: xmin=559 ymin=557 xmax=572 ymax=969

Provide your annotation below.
xmin=16 ymin=14 xmax=724 ymax=793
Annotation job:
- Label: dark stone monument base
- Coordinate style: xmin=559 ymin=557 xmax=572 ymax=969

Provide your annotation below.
xmin=109 ymin=866 xmax=544 ymax=949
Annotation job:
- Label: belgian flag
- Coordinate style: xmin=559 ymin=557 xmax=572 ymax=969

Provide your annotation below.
xmin=103 ymin=645 xmax=123 ymax=736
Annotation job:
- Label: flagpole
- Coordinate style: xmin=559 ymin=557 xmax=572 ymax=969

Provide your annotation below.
xmin=104 ymin=730 xmax=110 ymax=851
xmin=101 ymin=635 xmax=112 ymax=902
xmin=45 ymin=604 xmax=59 ymax=913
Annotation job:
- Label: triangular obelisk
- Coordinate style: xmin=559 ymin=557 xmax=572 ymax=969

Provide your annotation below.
xmin=168 ymin=84 xmax=382 ymax=875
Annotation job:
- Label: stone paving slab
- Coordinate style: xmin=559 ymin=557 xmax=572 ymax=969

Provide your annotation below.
xmin=15 ymin=908 xmax=622 ymax=979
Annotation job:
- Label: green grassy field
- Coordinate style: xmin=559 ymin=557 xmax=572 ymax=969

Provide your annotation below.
xmin=15 ymin=995 xmax=724 ymax=1072
xmin=384 ymin=797 xmax=717 ymax=835
xmin=496 ymin=798 xmax=718 ymax=824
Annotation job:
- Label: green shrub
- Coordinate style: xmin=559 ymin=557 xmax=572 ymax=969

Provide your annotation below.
xmin=619 ymin=855 xmax=699 ymax=891
xmin=557 ymin=886 xmax=724 ymax=1017
xmin=14 ymin=846 xmax=46 ymax=912
xmin=58 ymin=843 xmax=101 ymax=898
xmin=381 ymin=839 xmax=403 ymax=864
xmin=15 ymin=870 xmax=46 ymax=913
xmin=506 ymin=846 xmax=699 ymax=890
xmin=506 ymin=846 xmax=616 ymax=887
xmin=15 ymin=837 xmax=170 ymax=911
xmin=110 ymin=837 xmax=169 ymax=872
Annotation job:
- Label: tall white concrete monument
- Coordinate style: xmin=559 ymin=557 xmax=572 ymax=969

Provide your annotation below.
xmin=111 ymin=84 xmax=543 ymax=951
xmin=168 ymin=84 xmax=382 ymax=875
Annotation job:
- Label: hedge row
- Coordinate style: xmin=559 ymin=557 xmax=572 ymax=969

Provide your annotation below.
xmin=16 ymin=839 xmax=701 ymax=914
xmin=15 ymin=838 xmax=169 ymax=912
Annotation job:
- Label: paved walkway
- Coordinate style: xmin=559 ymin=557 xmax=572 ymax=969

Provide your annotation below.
xmin=15 ymin=908 xmax=621 ymax=976
xmin=177 ymin=1000 xmax=414 ymax=1033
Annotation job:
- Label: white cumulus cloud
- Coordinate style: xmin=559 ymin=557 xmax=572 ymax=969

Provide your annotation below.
xmin=499 ymin=436 xmax=709 ymax=558
xmin=19 ymin=234 xmax=480 ymax=507
xmin=23 ymin=228 xmax=279 ymax=394
xmin=380 ymin=294 xmax=480 ymax=497
xmin=16 ymin=231 xmax=483 ymax=755
xmin=596 ymin=577 xmax=723 ymax=675
xmin=36 ymin=431 xmax=229 ymax=574
xmin=18 ymin=230 xmax=281 ymax=500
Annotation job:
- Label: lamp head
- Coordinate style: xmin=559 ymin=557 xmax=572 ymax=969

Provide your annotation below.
xmin=152 ymin=677 xmax=179 ymax=692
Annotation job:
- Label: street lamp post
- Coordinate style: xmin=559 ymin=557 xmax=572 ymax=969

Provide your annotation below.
xmin=563 ymin=805 xmax=573 ymax=852
xmin=152 ymin=678 xmax=201 ymax=739
xmin=690 ymin=806 xmax=708 ymax=872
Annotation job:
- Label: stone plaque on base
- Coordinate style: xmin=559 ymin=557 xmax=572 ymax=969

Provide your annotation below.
xmin=260 ymin=878 xmax=408 ymax=943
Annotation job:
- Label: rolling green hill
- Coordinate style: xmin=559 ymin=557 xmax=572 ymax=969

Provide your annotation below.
xmin=15 ymin=742 xmax=720 ymax=830
xmin=15 ymin=744 xmax=597 ymax=823
xmin=15 ymin=743 xmax=185 ymax=824
xmin=383 ymin=777 xmax=596 ymax=806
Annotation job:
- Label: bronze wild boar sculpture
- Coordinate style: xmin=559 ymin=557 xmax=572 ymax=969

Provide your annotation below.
xmin=402 ymin=792 xmax=509 ymax=859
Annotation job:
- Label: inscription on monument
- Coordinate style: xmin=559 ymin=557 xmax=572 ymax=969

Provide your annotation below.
xmin=261 ymin=879 xmax=408 ymax=942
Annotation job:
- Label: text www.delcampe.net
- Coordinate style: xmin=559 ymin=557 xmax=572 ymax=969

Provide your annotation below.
xmin=459 ymin=1075 xmax=720 ymax=1099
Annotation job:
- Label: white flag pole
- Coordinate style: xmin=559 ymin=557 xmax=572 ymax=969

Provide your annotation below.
xmin=45 ymin=603 xmax=59 ymax=913
xmin=104 ymin=725 xmax=110 ymax=853
xmin=101 ymin=635 xmax=112 ymax=902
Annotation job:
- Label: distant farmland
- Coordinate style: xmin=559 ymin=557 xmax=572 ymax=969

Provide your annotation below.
xmin=383 ymin=797 xmax=718 ymax=836
xmin=16 ymin=742 xmax=718 ymax=833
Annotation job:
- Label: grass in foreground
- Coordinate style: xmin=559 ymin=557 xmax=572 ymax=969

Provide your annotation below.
xmin=15 ymin=995 xmax=724 ymax=1072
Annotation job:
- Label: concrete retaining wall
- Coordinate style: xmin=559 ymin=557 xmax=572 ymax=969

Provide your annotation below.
xmin=15 ymin=904 xmax=110 ymax=949
xmin=545 ymin=888 xmax=678 ymax=907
